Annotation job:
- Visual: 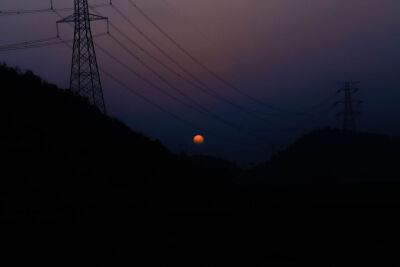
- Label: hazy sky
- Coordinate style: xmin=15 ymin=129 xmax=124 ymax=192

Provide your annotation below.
xmin=1 ymin=0 xmax=400 ymax=165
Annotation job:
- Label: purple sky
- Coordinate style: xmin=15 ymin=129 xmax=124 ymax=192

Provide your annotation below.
xmin=1 ymin=0 xmax=400 ymax=165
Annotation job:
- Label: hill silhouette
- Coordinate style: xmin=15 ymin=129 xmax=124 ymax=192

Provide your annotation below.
xmin=1 ymin=63 xmax=400 ymax=266
xmin=260 ymin=128 xmax=399 ymax=185
xmin=0 ymin=63 xmax=238 ymax=193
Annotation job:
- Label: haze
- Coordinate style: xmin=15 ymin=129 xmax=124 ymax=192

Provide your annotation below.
xmin=1 ymin=0 xmax=399 ymax=165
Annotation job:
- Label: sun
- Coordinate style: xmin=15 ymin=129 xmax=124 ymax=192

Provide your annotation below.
xmin=193 ymin=135 xmax=204 ymax=145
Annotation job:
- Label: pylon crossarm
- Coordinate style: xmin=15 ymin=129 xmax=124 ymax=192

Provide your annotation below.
xmin=88 ymin=13 xmax=108 ymax=21
xmin=336 ymin=88 xmax=345 ymax=94
xmin=57 ymin=13 xmax=107 ymax=23
xmin=56 ymin=14 xmax=75 ymax=23
xmin=335 ymin=81 xmax=361 ymax=132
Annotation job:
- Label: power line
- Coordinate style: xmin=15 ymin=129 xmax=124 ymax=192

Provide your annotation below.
xmin=55 ymin=6 xmax=199 ymax=115
xmin=0 ymin=2 xmax=110 ymax=16
xmin=159 ymin=0 xmax=339 ymax=117
xmin=0 ymin=37 xmax=59 ymax=49
xmin=107 ymin=32 xmax=205 ymax=111
xmin=1 ymin=1 xmax=333 ymax=148
xmin=58 ymin=39 xmax=262 ymax=149
xmin=129 ymin=0 xmax=341 ymax=117
xmin=53 ymin=7 xmax=267 ymax=148
xmin=126 ymin=0 xmax=302 ymax=115
xmin=110 ymin=3 xmax=303 ymax=131
xmin=95 ymin=5 xmax=336 ymax=135
xmin=2 ymin=0 xmax=338 ymax=120
xmin=0 ymin=0 xmax=312 ymax=119
xmin=89 ymin=9 xmax=296 ymax=137
xmin=101 ymin=66 xmax=264 ymax=149
xmin=90 ymin=6 xmax=272 ymax=135
xmin=5 ymin=2 xmax=320 ymax=136
xmin=59 ymin=38 xmax=200 ymax=132
xmin=0 ymin=33 xmax=106 ymax=53
xmin=96 ymin=38 xmax=270 ymax=138
xmin=108 ymin=32 xmax=271 ymax=137
xmin=0 ymin=8 xmax=56 ymax=16
xmin=113 ymin=0 xmax=334 ymax=136
xmin=0 ymin=40 xmax=65 ymax=52
xmin=96 ymin=42 xmax=208 ymax=114
xmin=0 ymin=0 xmax=335 ymax=153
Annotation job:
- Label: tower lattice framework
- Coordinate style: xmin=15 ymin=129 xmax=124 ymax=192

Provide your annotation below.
xmin=57 ymin=0 xmax=108 ymax=113
xmin=336 ymin=81 xmax=361 ymax=131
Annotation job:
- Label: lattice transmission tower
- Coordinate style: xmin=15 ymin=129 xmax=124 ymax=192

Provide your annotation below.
xmin=57 ymin=0 xmax=108 ymax=113
xmin=336 ymin=81 xmax=362 ymax=131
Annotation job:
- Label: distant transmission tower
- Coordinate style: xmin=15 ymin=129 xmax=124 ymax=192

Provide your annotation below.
xmin=336 ymin=81 xmax=362 ymax=131
xmin=57 ymin=0 xmax=108 ymax=113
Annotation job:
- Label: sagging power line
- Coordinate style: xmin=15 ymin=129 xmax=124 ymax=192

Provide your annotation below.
xmin=0 ymin=33 xmax=107 ymax=52
xmin=88 ymin=7 xmax=284 ymax=136
xmin=59 ymin=38 xmax=262 ymax=149
xmin=109 ymin=3 xmax=304 ymax=131
xmin=126 ymin=0 xmax=308 ymax=115
xmin=0 ymin=0 xmax=353 ymax=150
xmin=0 ymin=2 xmax=111 ymax=16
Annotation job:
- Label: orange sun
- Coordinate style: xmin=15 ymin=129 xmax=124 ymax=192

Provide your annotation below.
xmin=193 ymin=135 xmax=204 ymax=145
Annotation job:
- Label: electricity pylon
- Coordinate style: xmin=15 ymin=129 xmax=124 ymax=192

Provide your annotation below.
xmin=57 ymin=0 xmax=108 ymax=113
xmin=336 ymin=81 xmax=362 ymax=131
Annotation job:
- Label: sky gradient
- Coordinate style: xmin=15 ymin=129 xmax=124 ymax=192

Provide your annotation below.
xmin=1 ymin=0 xmax=400 ymax=165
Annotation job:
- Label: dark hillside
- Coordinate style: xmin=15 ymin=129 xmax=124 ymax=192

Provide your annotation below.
xmin=253 ymin=128 xmax=399 ymax=186
xmin=1 ymin=64 xmax=400 ymax=266
xmin=0 ymin=63 xmax=238 ymax=194
xmin=243 ymin=129 xmax=400 ymax=209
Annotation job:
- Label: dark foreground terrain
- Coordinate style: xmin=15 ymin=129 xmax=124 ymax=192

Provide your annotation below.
xmin=1 ymin=64 xmax=400 ymax=266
